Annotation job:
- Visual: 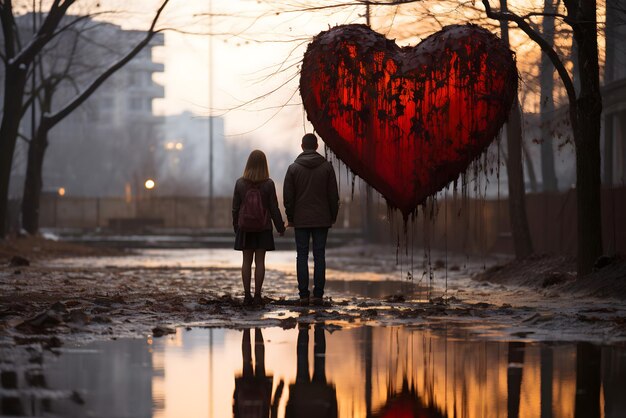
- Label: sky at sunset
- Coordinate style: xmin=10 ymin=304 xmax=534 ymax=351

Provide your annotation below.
xmin=60 ymin=0 xmax=581 ymax=157
xmin=95 ymin=0 xmax=370 ymax=153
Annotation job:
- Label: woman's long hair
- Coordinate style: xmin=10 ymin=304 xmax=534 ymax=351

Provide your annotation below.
xmin=242 ymin=150 xmax=269 ymax=183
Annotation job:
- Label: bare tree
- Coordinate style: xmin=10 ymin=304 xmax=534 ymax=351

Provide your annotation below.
xmin=0 ymin=0 xmax=78 ymax=237
xmin=481 ymin=0 xmax=604 ymax=275
xmin=0 ymin=1 xmax=170 ymax=235
xmin=18 ymin=1 xmax=170 ymax=234
xmin=500 ymin=0 xmax=533 ymax=258
xmin=603 ymin=0 xmax=623 ymax=186
xmin=539 ymin=0 xmax=559 ymax=192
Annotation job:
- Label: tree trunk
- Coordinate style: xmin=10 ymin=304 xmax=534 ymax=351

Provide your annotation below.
xmin=574 ymin=107 xmax=602 ymax=274
xmin=603 ymin=0 xmax=617 ymax=186
xmin=0 ymin=2 xmax=72 ymax=237
xmin=507 ymin=102 xmax=534 ymax=258
xmin=571 ymin=40 xmax=580 ymax=94
xmin=540 ymin=0 xmax=558 ymax=192
xmin=500 ymin=0 xmax=533 ymax=258
xmin=568 ymin=0 xmax=603 ymax=275
xmin=604 ymin=115 xmax=614 ymax=186
xmin=21 ymin=82 xmax=54 ymax=235
xmin=21 ymin=122 xmax=50 ymax=235
xmin=0 ymin=66 xmax=29 ymax=237
xmin=522 ymin=141 xmax=538 ymax=193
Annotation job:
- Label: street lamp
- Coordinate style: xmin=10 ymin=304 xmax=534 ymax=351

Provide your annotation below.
xmin=144 ymin=179 xmax=156 ymax=190
xmin=208 ymin=0 xmax=214 ymax=228
xmin=58 ymin=187 xmax=66 ymax=197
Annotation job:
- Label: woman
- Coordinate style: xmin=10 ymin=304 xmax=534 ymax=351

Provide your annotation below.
xmin=233 ymin=150 xmax=285 ymax=306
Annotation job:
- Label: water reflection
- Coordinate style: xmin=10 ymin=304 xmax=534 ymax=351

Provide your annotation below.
xmin=0 ymin=339 xmax=153 ymax=417
xmin=285 ymin=324 xmax=337 ymax=418
xmin=234 ymin=329 xmax=283 ymax=418
xmin=508 ymin=341 xmax=525 ymax=418
xmin=3 ymin=327 xmax=626 ymax=418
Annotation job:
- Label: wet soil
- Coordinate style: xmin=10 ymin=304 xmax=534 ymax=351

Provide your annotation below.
xmin=474 ymin=253 xmax=626 ymax=299
xmin=1 ymin=238 xmax=626 ymax=348
xmin=0 ymin=234 xmax=127 ymax=261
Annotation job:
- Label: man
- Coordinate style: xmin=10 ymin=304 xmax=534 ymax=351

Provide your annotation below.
xmin=283 ymin=133 xmax=339 ymax=306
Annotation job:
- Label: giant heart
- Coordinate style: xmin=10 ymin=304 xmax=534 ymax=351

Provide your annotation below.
xmin=300 ymin=24 xmax=518 ymax=218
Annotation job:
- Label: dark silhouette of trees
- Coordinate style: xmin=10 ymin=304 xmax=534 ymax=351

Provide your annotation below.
xmin=19 ymin=2 xmax=169 ymax=234
xmin=539 ymin=0 xmax=559 ymax=192
xmin=481 ymin=0 xmax=604 ymax=275
xmin=500 ymin=0 xmax=534 ymax=258
xmin=0 ymin=0 xmax=170 ymax=236
xmin=0 ymin=0 xmax=75 ymax=237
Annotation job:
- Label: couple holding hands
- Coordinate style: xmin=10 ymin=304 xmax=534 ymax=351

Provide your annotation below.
xmin=232 ymin=133 xmax=339 ymax=307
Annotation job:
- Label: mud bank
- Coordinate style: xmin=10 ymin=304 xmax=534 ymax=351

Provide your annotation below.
xmin=1 ymin=239 xmax=625 ymax=347
xmin=0 ymin=235 xmax=127 ymax=261
xmin=474 ymin=253 xmax=626 ymax=299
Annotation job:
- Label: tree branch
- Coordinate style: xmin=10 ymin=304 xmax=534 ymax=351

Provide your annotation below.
xmin=46 ymin=0 xmax=170 ymax=127
xmin=17 ymin=132 xmax=32 ymax=144
xmin=11 ymin=0 xmax=76 ymax=67
xmin=50 ymin=11 xmax=116 ymax=41
xmin=521 ymin=11 xmax=571 ymax=23
xmin=481 ymin=0 xmax=577 ymax=113
xmin=0 ymin=0 xmax=17 ymax=60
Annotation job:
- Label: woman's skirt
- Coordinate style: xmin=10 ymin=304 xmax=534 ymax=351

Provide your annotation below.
xmin=234 ymin=229 xmax=275 ymax=251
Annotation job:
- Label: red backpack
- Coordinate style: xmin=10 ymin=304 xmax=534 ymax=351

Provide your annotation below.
xmin=238 ymin=182 xmax=269 ymax=232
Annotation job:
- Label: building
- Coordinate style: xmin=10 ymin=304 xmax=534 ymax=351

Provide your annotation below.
xmin=160 ymin=111 xmax=227 ymax=196
xmin=7 ymin=14 xmax=165 ymax=198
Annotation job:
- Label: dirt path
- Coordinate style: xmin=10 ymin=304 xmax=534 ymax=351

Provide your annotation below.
xmin=2 ymin=243 xmax=625 ymax=418
xmin=2 ymin=242 xmax=625 ymax=348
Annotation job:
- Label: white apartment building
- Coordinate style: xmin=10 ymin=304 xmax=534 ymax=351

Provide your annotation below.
xmin=6 ymin=14 xmax=165 ymax=198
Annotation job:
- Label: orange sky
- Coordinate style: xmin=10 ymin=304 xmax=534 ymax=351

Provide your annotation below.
xmin=68 ymin=0 xmax=600 ymax=151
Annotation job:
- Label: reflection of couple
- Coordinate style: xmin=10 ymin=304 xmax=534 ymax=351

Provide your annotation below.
xmin=232 ymin=133 xmax=340 ymax=306
xmin=233 ymin=325 xmax=337 ymax=418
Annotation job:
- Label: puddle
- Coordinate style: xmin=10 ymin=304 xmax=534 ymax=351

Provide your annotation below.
xmin=46 ymin=248 xmax=474 ymax=300
xmin=48 ymin=248 xmax=487 ymax=283
xmin=2 ymin=326 xmax=625 ymax=417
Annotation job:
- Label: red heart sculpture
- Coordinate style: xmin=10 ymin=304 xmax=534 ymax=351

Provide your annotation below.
xmin=300 ymin=24 xmax=517 ymax=218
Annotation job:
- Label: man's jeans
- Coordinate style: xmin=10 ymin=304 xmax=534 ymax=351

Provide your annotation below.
xmin=294 ymin=227 xmax=329 ymax=298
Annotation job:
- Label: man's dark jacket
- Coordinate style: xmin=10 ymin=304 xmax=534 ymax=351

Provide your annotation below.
xmin=283 ymin=150 xmax=339 ymax=228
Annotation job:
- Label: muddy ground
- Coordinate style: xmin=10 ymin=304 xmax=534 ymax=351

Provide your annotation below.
xmin=1 ymin=236 xmax=625 ymax=348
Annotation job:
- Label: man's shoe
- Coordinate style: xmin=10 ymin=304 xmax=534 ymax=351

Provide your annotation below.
xmin=299 ymin=297 xmax=309 ymax=306
xmin=310 ymin=297 xmax=324 ymax=306
xmin=242 ymin=293 xmax=253 ymax=306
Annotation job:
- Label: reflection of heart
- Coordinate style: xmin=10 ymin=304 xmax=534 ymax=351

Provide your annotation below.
xmin=300 ymin=24 xmax=517 ymax=218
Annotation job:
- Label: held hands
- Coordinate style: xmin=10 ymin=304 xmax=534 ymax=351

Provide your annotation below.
xmin=277 ymin=221 xmax=292 ymax=236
